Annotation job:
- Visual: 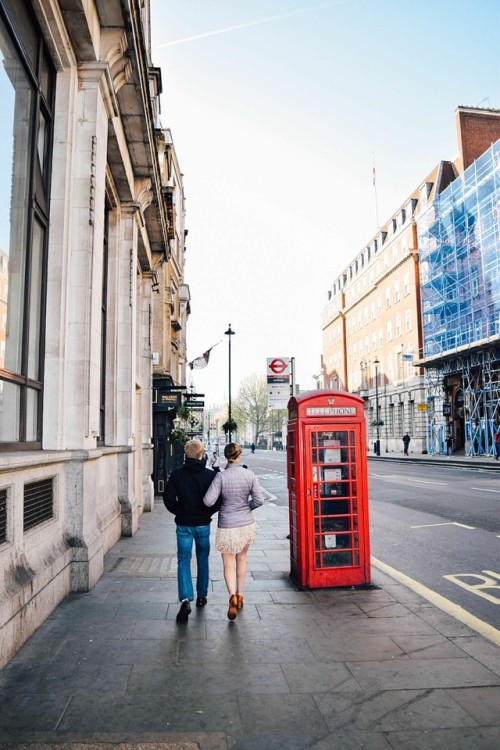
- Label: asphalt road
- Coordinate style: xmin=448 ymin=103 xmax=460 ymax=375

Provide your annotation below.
xmin=368 ymin=460 xmax=500 ymax=630
xmin=243 ymin=449 xmax=500 ymax=633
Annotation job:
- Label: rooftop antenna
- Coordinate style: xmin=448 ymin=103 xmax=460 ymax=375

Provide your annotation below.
xmin=476 ymin=97 xmax=491 ymax=107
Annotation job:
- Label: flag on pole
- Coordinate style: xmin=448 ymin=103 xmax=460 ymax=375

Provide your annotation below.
xmin=189 ymin=349 xmax=212 ymax=369
xmin=372 ymin=153 xmax=376 ymax=186
xmin=188 ymin=341 xmax=221 ymax=370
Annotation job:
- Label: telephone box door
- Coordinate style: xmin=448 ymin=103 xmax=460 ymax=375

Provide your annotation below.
xmin=302 ymin=423 xmax=370 ymax=588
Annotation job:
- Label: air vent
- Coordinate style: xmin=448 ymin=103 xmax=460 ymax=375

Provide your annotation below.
xmin=0 ymin=488 xmax=7 ymax=543
xmin=24 ymin=478 xmax=54 ymax=531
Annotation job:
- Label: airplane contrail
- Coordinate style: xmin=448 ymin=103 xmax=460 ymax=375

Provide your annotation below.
xmin=156 ymin=1 xmax=351 ymax=49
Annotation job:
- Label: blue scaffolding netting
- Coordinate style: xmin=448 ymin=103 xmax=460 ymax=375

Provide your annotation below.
xmin=417 ymin=141 xmax=500 ymax=456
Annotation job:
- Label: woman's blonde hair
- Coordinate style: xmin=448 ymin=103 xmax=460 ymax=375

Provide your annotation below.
xmin=224 ymin=442 xmax=241 ymax=462
xmin=185 ymin=439 xmax=205 ymax=459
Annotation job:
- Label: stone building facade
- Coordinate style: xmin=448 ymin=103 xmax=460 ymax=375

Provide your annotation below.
xmin=0 ymin=0 xmax=186 ymax=666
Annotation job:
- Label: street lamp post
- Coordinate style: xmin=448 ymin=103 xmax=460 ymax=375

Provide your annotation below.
xmin=225 ymin=324 xmax=235 ymax=442
xmin=373 ymin=357 xmax=380 ymax=456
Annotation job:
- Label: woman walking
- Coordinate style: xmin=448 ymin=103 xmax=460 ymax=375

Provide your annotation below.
xmin=203 ymin=442 xmax=264 ymax=620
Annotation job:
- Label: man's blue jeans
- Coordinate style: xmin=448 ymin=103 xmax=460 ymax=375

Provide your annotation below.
xmin=176 ymin=524 xmax=211 ymax=602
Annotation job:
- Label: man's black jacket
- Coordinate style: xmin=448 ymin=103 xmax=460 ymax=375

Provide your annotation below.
xmin=163 ymin=456 xmax=221 ymax=526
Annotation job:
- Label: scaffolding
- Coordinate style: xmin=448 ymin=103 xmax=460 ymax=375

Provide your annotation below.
xmin=418 ymin=141 xmax=500 ymax=356
xmin=424 ymin=349 xmax=500 ymax=455
xmin=463 ymin=349 xmax=500 ymax=455
xmin=418 ymin=140 xmax=500 ymax=455
xmin=424 ymin=363 xmax=446 ymax=455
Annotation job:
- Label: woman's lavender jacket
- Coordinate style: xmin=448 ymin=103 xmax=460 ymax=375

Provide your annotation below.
xmin=203 ymin=463 xmax=265 ymax=529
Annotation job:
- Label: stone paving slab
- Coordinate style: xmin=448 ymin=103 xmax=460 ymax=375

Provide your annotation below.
xmin=345 ymin=657 xmax=500 ymax=691
xmin=314 ymin=686 xmax=480 ymax=731
xmin=446 ymin=686 xmax=500 ymax=725
xmin=55 ymin=693 xmax=243 ymax=735
xmin=382 ymin=727 xmax=500 ymax=750
xmin=227 ymin=732 xmax=393 ymax=750
xmin=449 ymin=635 xmax=500 ymax=676
xmin=388 ymin=634 xmax=470 ymax=660
xmin=176 ymin=635 xmax=316 ymax=665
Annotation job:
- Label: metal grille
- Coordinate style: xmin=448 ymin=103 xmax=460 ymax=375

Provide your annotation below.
xmin=24 ymin=478 xmax=54 ymax=531
xmin=0 ymin=488 xmax=6 ymax=543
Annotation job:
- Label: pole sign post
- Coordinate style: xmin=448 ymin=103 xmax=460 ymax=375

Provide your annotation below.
xmin=267 ymin=357 xmax=291 ymax=409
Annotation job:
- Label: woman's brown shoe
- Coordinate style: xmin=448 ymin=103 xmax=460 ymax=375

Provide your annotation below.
xmin=236 ymin=594 xmax=244 ymax=609
xmin=228 ymin=595 xmax=238 ymax=620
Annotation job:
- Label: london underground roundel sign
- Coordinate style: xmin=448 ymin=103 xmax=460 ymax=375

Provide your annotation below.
xmin=268 ymin=358 xmax=288 ymax=375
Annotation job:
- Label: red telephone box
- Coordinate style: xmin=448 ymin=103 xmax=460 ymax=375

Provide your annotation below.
xmin=287 ymin=390 xmax=371 ymax=589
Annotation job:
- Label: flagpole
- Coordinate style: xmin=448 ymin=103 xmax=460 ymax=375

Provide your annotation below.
xmin=225 ymin=325 xmax=235 ymax=442
xmin=372 ymin=152 xmax=380 ymax=229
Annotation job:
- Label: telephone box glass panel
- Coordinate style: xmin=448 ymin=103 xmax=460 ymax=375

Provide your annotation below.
xmin=311 ymin=430 xmax=358 ymax=568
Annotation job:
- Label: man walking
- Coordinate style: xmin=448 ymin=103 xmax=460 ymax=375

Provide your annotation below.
xmin=164 ymin=439 xmax=221 ymax=622
xmin=402 ymin=433 xmax=411 ymax=456
xmin=446 ymin=434 xmax=454 ymax=456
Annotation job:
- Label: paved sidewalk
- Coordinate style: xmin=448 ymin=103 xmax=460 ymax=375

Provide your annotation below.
xmin=0 ymin=491 xmax=499 ymax=749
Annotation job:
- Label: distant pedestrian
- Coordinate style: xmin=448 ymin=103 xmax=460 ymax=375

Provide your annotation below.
xmin=163 ymin=439 xmax=221 ymax=623
xmin=203 ymin=442 xmax=264 ymax=621
xmin=446 ymin=434 xmax=454 ymax=456
xmin=402 ymin=433 xmax=411 ymax=456
xmin=494 ymin=430 xmax=500 ymax=460
xmin=251 ymin=443 xmax=256 ymax=454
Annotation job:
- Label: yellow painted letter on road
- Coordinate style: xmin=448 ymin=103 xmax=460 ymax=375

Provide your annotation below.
xmin=443 ymin=571 xmax=500 ymax=604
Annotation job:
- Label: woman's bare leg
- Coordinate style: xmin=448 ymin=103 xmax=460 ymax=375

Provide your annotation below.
xmin=236 ymin=544 xmax=250 ymax=595
xmin=221 ymin=552 xmax=237 ymax=595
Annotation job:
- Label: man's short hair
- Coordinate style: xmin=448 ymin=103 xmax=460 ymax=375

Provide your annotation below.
xmin=185 ymin=439 xmax=205 ymax=459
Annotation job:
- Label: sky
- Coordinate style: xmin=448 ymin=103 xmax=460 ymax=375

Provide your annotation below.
xmin=150 ymin=0 xmax=500 ymax=408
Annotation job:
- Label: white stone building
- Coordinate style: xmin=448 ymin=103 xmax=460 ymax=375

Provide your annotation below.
xmin=0 ymin=0 xmax=184 ymax=666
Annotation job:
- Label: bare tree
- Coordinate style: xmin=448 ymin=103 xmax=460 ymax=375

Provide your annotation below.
xmin=233 ymin=374 xmax=269 ymax=445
